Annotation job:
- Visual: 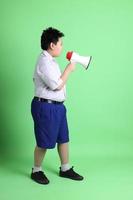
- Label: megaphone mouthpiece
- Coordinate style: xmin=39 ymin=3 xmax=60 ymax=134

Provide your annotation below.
xmin=66 ymin=51 xmax=73 ymax=61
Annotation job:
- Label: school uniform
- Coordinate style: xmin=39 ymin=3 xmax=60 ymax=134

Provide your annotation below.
xmin=31 ymin=50 xmax=69 ymax=149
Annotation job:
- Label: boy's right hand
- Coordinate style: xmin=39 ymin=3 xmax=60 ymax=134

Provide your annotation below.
xmin=57 ymin=62 xmax=76 ymax=90
xmin=67 ymin=62 xmax=76 ymax=72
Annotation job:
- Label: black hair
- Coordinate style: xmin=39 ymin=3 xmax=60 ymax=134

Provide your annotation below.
xmin=41 ymin=27 xmax=64 ymax=50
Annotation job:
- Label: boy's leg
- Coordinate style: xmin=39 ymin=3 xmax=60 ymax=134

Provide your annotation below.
xmin=31 ymin=145 xmax=49 ymax=184
xmin=57 ymin=142 xmax=84 ymax=180
xmin=57 ymin=142 xmax=72 ymax=172
xmin=34 ymin=145 xmax=47 ymax=169
xmin=57 ymin=142 xmax=69 ymax=164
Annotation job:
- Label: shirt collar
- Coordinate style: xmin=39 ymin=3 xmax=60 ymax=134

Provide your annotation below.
xmin=42 ymin=50 xmax=55 ymax=61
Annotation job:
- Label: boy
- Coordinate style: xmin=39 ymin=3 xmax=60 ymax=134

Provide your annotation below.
xmin=31 ymin=27 xmax=83 ymax=184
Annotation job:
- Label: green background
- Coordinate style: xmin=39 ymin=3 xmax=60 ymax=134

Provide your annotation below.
xmin=0 ymin=0 xmax=133 ymax=199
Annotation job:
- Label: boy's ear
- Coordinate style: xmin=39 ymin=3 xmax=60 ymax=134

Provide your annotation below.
xmin=49 ymin=42 xmax=55 ymax=50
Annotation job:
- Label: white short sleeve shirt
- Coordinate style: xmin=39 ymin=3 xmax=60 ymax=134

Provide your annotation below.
xmin=33 ymin=50 xmax=66 ymax=102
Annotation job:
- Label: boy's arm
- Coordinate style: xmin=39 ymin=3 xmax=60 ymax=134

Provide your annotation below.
xmin=56 ymin=62 xmax=76 ymax=90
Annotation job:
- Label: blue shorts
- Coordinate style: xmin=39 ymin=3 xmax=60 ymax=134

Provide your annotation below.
xmin=31 ymin=98 xmax=69 ymax=149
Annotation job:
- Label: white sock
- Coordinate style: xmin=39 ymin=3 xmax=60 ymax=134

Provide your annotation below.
xmin=61 ymin=163 xmax=71 ymax=172
xmin=33 ymin=166 xmax=42 ymax=173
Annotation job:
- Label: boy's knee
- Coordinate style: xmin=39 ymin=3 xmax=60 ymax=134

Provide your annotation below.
xmin=36 ymin=145 xmax=46 ymax=151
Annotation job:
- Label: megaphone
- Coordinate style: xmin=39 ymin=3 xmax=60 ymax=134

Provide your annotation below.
xmin=66 ymin=51 xmax=92 ymax=70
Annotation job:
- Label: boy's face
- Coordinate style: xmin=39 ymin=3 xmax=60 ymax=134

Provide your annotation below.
xmin=49 ymin=37 xmax=63 ymax=57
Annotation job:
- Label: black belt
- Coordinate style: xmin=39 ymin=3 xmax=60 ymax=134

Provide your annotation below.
xmin=34 ymin=96 xmax=64 ymax=104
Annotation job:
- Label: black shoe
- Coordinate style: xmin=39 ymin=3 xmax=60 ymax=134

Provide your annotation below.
xmin=31 ymin=168 xmax=49 ymax=184
xmin=59 ymin=166 xmax=84 ymax=181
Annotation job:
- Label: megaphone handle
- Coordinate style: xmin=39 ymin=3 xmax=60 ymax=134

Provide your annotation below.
xmin=70 ymin=59 xmax=76 ymax=64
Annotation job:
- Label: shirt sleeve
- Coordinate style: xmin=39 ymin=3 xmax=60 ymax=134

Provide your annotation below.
xmin=36 ymin=58 xmax=63 ymax=90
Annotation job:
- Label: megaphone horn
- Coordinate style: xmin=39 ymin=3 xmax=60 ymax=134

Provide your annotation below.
xmin=66 ymin=51 xmax=92 ymax=70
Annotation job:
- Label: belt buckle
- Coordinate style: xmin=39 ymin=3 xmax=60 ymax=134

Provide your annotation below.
xmin=48 ymin=100 xmax=52 ymax=103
